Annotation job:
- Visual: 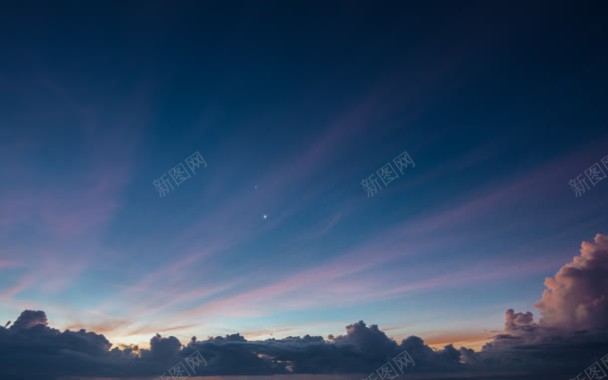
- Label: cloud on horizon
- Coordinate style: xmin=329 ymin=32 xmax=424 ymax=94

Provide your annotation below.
xmin=475 ymin=233 xmax=608 ymax=378
xmin=1 ymin=234 xmax=608 ymax=380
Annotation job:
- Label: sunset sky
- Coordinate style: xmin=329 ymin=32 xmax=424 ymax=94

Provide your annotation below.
xmin=1 ymin=2 xmax=608 ymax=377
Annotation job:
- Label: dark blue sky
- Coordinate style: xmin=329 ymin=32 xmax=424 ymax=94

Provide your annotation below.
xmin=1 ymin=0 xmax=607 ymax=352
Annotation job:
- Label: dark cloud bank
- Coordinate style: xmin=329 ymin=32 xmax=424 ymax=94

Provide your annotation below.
xmin=2 ymin=234 xmax=608 ymax=380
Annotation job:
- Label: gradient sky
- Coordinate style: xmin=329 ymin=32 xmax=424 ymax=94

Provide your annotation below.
xmin=1 ymin=1 xmax=607 ymax=352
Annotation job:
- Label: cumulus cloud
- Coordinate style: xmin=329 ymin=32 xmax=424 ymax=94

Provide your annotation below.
xmin=477 ymin=233 xmax=608 ymax=378
xmin=9 ymin=309 xmax=48 ymax=330
xmin=535 ymin=233 xmax=608 ymax=331
xmin=0 ymin=312 xmax=464 ymax=379
xmin=334 ymin=321 xmax=398 ymax=360
xmin=505 ymin=309 xmax=534 ymax=332
xmin=491 ymin=233 xmax=608 ymax=338
xmin=0 ymin=310 xmax=133 ymax=380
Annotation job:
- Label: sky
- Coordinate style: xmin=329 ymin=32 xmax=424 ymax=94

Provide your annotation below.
xmin=1 ymin=1 xmax=608 ymax=379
